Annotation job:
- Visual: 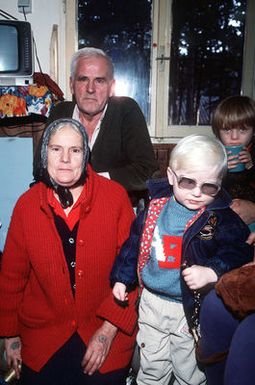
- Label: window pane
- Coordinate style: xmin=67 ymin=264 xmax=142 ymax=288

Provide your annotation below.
xmin=169 ymin=0 xmax=247 ymax=126
xmin=78 ymin=0 xmax=152 ymax=120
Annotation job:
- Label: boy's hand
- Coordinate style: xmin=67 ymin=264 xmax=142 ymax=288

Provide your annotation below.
xmin=182 ymin=265 xmax=217 ymax=290
xmin=239 ymin=148 xmax=253 ymax=169
xmin=226 ymin=151 xmax=240 ymax=170
xmin=246 ymin=232 xmax=255 ymax=261
xmin=246 ymin=232 xmax=255 ymax=245
xmin=226 ymin=148 xmax=253 ymax=170
xmin=112 ymin=282 xmax=128 ymax=302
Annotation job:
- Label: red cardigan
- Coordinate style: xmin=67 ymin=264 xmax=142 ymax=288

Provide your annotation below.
xmin=0 ymin=166 xmax=137 ymax=372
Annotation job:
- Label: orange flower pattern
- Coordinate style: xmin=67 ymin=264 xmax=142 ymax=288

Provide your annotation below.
xmin=0 ymin=85 xmax=54 ymax=118
xmin=0 ymin=94 xmax=27 ymax=117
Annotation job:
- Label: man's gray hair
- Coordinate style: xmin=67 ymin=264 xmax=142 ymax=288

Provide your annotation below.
xmin=70 ymin=47 xmax=114 ymax=80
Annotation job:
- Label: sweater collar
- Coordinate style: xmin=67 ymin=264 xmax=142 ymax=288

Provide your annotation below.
xmin=39 ymin=164 xmax=96 ymax=218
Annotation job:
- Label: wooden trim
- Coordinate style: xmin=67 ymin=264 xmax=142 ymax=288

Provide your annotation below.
xmin=153 ymin=143 xmax=175 ymax=177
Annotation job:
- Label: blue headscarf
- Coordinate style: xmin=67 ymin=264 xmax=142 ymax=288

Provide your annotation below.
xmin=38 ymin=118 xmax=90 ymax=208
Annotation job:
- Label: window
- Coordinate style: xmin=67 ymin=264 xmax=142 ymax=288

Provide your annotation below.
xmin=169 ymin=0 xmax=246 ymax=126
xmin=67 ymin=0 xmax=255 ymax=141
xmin=77 ymin=0 xmax=152 ymax=121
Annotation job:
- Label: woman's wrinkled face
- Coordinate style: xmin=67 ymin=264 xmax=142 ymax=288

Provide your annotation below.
xmin=47 ymin=125 xmax=84 ymax=187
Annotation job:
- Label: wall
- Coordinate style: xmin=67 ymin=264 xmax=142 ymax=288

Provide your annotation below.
xmin=0 ymin=138 xmax=33 ymax=251
xmin=0 ymin=0 xmax=67 ymax=248
xmin=0 ymin=0 xmax=67 ymax=96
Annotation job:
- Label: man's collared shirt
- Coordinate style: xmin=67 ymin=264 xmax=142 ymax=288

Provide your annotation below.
xmin=72 ymin=104 xmax=110 ymax=180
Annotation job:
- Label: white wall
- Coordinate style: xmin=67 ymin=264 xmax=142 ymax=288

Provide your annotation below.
xmin=0 ymin=0 xmax=67 ymax=96
xmin=0 ymin=138 xmax=33 ymax=251
xmin=0 ymin=0 xmax=68 ymax=249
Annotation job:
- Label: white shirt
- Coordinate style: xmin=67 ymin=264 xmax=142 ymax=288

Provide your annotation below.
xmin=72 ymin=104 xmax=110 ymax=179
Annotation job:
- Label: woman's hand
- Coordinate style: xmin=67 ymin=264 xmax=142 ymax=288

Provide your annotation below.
xmin=81 ymin=321 xmax=118 ymax=375
xmin=4 ymin=336 xmax=22 ymax=379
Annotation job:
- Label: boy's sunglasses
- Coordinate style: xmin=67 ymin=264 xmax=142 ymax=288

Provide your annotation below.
xmin=172 ymin=171 xmax=221 ymax=197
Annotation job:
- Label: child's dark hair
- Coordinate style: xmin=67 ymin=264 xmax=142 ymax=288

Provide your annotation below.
xmin=212 ymin=95 xmax=255 ymax=138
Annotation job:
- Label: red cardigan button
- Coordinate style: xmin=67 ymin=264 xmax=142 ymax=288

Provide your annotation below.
xmin=71 ymin=320 xmax=76 ymax=328
xmin=77 ymin=269 xmax=83 ymax=278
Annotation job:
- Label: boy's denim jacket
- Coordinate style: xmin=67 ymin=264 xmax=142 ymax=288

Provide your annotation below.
xmin=110 ymin=178 xmax=253 ymax=330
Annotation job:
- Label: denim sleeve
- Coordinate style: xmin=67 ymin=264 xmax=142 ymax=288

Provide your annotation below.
xmin=110 ymin=210 xmax=145 ymax=288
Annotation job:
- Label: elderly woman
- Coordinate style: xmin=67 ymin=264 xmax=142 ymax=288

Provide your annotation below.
xmin=0 ymin=118 xmax=137 ymax=385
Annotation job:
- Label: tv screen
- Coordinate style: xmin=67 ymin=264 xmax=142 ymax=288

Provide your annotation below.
xmin=0 ymin=20 xmax=34 ymax=86
xmin=0 ymin=25 xmax=19 ymax=72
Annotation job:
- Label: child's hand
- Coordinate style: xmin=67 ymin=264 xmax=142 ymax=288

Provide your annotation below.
xmin=112 ymin=282 xmax=128 ymax=302
xmin=182 ymin=265 xmax=217 ymax=290
xmin=246 ymin=232 xmax=255 ymax=261
xmin=226 ymin=148 xmax=253 ymax=170
xmin=246 ymin=231 xmax=255 ymax=246
xmin=239 ymin=148 xmax=253 ymax=169
xmin=226 ymin=151 xmax=240 ymax=170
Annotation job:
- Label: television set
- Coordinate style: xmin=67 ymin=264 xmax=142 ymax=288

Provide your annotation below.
xmin=0 ymin=19 xmax=34 ymax=86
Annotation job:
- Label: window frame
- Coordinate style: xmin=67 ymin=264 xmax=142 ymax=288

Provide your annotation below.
xmin=66 ymin=0 xmax=255 ymax=143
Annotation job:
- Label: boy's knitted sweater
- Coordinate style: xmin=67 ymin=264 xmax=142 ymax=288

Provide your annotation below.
xmin=141 ymin=198 xmax=198 ymax=300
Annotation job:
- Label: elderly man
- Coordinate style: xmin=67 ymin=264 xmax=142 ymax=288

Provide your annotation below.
xmin=42 ymin=47 xmax=159 ymax=205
